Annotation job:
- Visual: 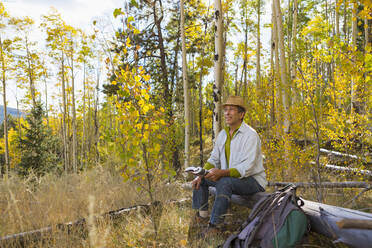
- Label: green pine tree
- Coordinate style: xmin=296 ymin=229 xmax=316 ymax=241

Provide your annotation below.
xmin=18 ymin=102 xmax=61 ymax=176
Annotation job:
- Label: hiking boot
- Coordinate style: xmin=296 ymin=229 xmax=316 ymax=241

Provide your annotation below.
xmin=187 ymin=212 xmax=210 ymax=241
xmin=193 ymin=212 xmax=209 ymax=226
xmin=201 ymin=223 xmax=224 ymax=239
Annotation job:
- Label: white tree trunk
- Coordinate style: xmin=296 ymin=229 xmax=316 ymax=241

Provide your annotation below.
xmin=365 ymin=16 xmax=369 ymax=51
xmin=274 ymin=0 xmax=290 ymax=133
xmin=256 ymin=0 xmax=261 ymax=93
xmin=336 ymin=0 xmax=340 ymax=37
xmin=61 ymin=52 xmax=68 ymax=172
xmin=82 ymin=63 xmax=86 ymax=169
xmin=213 ymin=0 xmax=224 ymax=143
xmin=1 ymin=37 xmax=9 ymax=177
xmin=291 ymin=0 xmax=297 ymax=83
xmin=180 ymin=0 xmax=190 ymax=168
xmin=71 ymin=51 xmax=77 ymax=173
xmin=351 ymin=2 xmax=357 ymax=112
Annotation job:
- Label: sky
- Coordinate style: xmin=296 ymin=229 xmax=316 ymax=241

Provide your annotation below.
xmin=2 ymin=0 xmax=272 ymax=110
xmin=3 ymin=0 xmax=122 ymax=29
xmin=2 ymin=0 xmax=123 ymax=109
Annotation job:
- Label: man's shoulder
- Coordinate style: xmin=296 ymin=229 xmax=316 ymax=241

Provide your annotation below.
xmin=240 ymin=122 xmax=258 ymax=135
xmin=217 ymin=129 xmax=227 ymax=139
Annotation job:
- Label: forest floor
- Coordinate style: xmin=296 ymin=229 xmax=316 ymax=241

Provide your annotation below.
xmin=1 ymin=166 xmax=370 ymax=247
xmin=0 ymin=139 xmax=371 ymax=247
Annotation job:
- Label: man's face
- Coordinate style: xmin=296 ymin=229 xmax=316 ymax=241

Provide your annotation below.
xmin=223 ymin=105 xmax=244 ymax=127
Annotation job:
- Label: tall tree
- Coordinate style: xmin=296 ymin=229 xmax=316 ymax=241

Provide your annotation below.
xmin=41 ymin=9 xmax=69 ymax=172
xmin=0 ymin=3 xmax=11 ymax=177
xmin=274 ymin=0 xmax=290 ymax=133
xmin=78 ymin=33 xmax=94 ymax=169
xmin=213 ymin=0 xmax=224 ymax=142
xmin=256 ymin=0 xmax=261 ymax=91
xmin=180 ymin=0 xmax=190 ymax=168
xmin=291 ymin=0 xmax=298 ymax=87
xmin=65 ymin=26 xmax=79 ymax=172
xmin=18 ymin=102 xmax=60 ymax=176
xmin=10 ymin=16 xmax=39 ymax=109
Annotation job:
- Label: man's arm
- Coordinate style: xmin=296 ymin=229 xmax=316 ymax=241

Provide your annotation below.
xmin=205 ymin=168 xmax=230 ymax=181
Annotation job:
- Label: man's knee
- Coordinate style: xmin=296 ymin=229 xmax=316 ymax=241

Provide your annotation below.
xmin=215 ymin=177 xmax=233 ymax=191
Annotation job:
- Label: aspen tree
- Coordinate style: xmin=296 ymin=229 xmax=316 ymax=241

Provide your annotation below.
xmin=10 ymin=17 xmax=39 ymax=109
xmin=336 ymin=0 xmax=340 ymax=37
xmin=65 ymin=26 xmax=79 ymax=172
xmin=180 ymin=0 xmax=190 ymax=168
xmin=256 ymin=0 xmax=261 ymax=91
xmin=213 ymin=0 xmax=224 ymax=142
xmin=291 ymin=0 xmax=297 ymax=83
xmin=0 ymin=3 xmax=10 ymax=177
xmin=274 ymin=0 xmax=290 ymax=133
xmin=272 ymin=0 xmax=281 ymax=127
xmin=41 ymin=10 xmax=69 ymax=172
xmin=198 ymin=14 xmax=210 ymax=166
xmin=351 ymin=1 xmax=357 ymax=112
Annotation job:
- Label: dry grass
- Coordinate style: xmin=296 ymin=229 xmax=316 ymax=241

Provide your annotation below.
xmin=0 ymin=167 xmax=180 ymax=238
xmin=1 ymin=141 xmax=371 ymax=247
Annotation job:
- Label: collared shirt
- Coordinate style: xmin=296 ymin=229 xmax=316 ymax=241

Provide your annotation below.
xmin=204 ymin=121 xmax=267 ymax=189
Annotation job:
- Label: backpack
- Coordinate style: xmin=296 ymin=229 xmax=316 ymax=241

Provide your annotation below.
xmin=222 ymin=184 xmax=309 ymax=248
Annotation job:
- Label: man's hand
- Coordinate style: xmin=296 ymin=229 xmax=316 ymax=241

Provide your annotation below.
xmin=192 ymin=176 xmax=203 ymax=190
xmin=205 ymin=168 xmax=229 ymax=182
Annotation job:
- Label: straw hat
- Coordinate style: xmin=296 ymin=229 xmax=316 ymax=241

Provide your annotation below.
xmin=222 ymin=96 xmax=247 ymax=112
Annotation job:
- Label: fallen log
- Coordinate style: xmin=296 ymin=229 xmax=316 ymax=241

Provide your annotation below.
xmin=0 ymin=198 xmax=188 ymax=247
xmin=269 ymin=181 xmax=370 ymax=188
xmin=324 ymin=164 xmax=372 ymax=176
xmin=336 ymin=218 xmax=372 ymax=230
xmin=301 ymin=199 xmax=372 ymax=248
xmin=320 ymin=148 xmax=370 ymax=163
xmin=184 ymin=181 xmax=370 ymax=191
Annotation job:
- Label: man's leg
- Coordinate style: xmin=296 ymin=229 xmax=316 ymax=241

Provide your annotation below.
xmin=210 ymin=176 xmax=264 ymax=225
xmin=192 ymin=178 xmax=216 ymax=213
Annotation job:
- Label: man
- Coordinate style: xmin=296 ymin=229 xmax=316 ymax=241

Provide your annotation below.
xmin=191 ymin=96 xmax=267 ymax=234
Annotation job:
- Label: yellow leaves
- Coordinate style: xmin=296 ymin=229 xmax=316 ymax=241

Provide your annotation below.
xmin=126 ymin=37 xmax=131 ymax=48
xmin=143 ymin=74 xmax=151 ymax=82
xmin=111 ymin=81 xmax=117 ymax=85
xmin=142 ymin=104 xmax=150 ymax=114
xmin=179 ymin=239 xmax=187 ymax=247
xmin=135 ymin=75 xmax=141 ymax=83
xmin=143 ymin=131 xmax=149 ymax=141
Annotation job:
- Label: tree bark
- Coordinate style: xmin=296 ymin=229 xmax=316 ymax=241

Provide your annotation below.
xmin=42 ymin=59 xmax=49 ymax=127
xmin=0 ymin=36 xmax=9 ymax=177
xmin=153 ymin=0 xmax=170 ymax=115
xmin=336 ymin=0 xmax=340 ymax=37
xmin=291 ymin=0 xmax=297 ymax=87
xmin=274 ymin=0 xmax=290 ymax=133
xmin=365 ymin=15 xmax=369 ymax=51
xmin=256 ymin=0 xmax=261 ymax=94
xmin=351 ymin=1 xmax=357 ymax=112
xmin=243 ymin=0 xmax=248 ymax=101
xmin=70 ymin=43 xmax=77 ymax=173
xmin=94 ymin=68 xmax=100 ymax=166
xmin=82 ymin=62 xmax=86 ymax=170
xmin=25 ymin=37 xmax=36 ymax=109
xmin=61 ymin=52 xmax=68 ymax=172
xmin=180 ymin=0 xmax=190 ymax=169
xmin=343 ymin=0 xmax=347 ymax=41
xmin=213 ymin=0 xmax=224 ymax=143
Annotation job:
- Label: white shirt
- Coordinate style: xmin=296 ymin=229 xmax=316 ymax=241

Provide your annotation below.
xmin=207 ymin=122 xmax=267 ymax=189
